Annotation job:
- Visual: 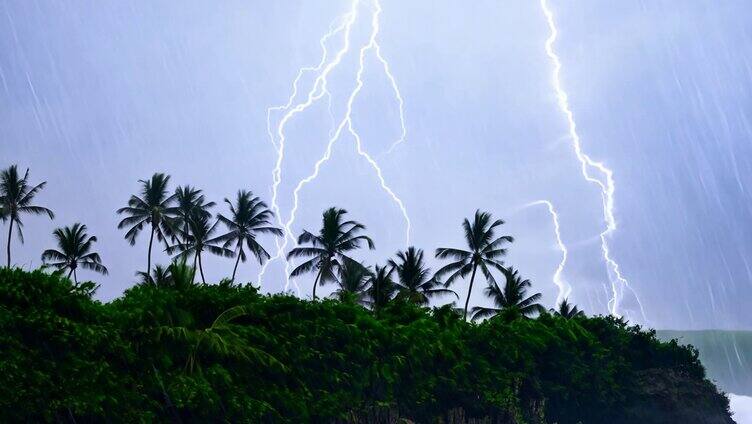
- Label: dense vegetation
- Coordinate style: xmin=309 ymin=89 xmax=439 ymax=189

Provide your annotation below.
xmin=0 ymin=268 xmax=732 ymax=423
xmin=0 ymin=166 xmax=735 ymax=422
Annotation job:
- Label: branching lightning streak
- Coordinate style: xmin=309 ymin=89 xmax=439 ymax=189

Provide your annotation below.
xmin=258 ymin=0 xmax=411 ymax=294
xmin=540 ymin=0 xmax=646 ymax=320
xmin=258 ymin=10 xmax=355 ymax=293
xmin=528 ymin=200 xmax=571 ymax=305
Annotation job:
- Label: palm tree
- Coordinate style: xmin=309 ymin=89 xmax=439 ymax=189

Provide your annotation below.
xmin=170 ymin=185 xmax=215 ymax=243
xmin=553 ymin=298 xmax=585 ymax=319
xmin=435 ymin=210 xmax=514 ymax=320
xmin=389 ymin=247 xmax=457 ymax=306
xmin=470 ymin=267 xmax=544 ymax=321
xmin=364 ymin=264 xmax=397 ymax=314
xmin=157 ymin=305 xmax=282 ymax=374
xmin=216 ymin=190 xmax=282 ymax=282
xmin=287 ymin=207 xmax=374 ymax=300
xmin=136 ymin=264 xmax=172 ymax=287
xmin=117 ymin=173 xmax=177 ymax=275
xmin=0 ymin=165 xmax=54 ymax=268
xmin=167 ymin=259 xmax=197 ymax=290
xmin=332 ymin=260 xmax=370 ymax=304
xmin=41 ymin=223 xmax=108 ymax=283
xmin=167 ymin=214 xmax=233 ymax=283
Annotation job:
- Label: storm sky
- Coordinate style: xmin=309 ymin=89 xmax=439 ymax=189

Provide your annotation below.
xmin=2 ymin=0 xmax=751 ymax=330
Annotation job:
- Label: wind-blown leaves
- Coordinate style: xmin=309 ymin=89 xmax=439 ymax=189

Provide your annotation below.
xmin=41 ymin=223 xmax=107 ymax=283
xmin=215 ymin=190 xmax=282 ymax=281
xmin=287 ymin=207 xmax=374 ymax=300
xmin=166 ymin=214 xmax=233 ymax=283
xmin=435 ymin=210 xmax=513 ymax=319
xmin=331 ymin=260 xmax=371 ymax=304
xmin=389 ymin=247 xmax=457 ymax=306
xmin=1 ymin=165 xmax=54 ymax=267
xmin=471 ymin=267 xmax=545 ymax=321
xmin=552 ymin=298 xmax=585 ymax=319
xmin=364 ymin=264 xmax=397 ymax=313
xmin=156 ymin=305 xmax=283 ymax=374
xmin=116 ymin=173 xmax=178 ymax=274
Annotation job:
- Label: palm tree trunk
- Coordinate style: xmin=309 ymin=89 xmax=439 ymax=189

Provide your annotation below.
xmin=463 ymin=264 xmax=478 ymax=320
xmin=192 ymin=252 xmax=198 ymax=281
xmin=147 ymin=225 xmax=155 ymax=276
xmin=6 ymin=218 xmax=13 ymax=268
xmin=198 ymin=252 xmax=206 ymax=283
xmin=312 ymin=267 xmax=323 ymax=301
xmin=231 ymin=247 xmax=243 ymax=282
xmin=67 ymin=268 xmax=73 ymax=279
xmin=73 ymin=269 xmax=78 ymax=284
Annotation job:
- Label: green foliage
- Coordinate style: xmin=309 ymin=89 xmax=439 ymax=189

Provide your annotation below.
xmin=41 ymin=222 xmax=108 ymax=282
xmin=0 ymin=165 xmax=54 ymax=267
xmin=287 ymin=207 xmax=375 ymax=300
xmin=0 ymin=269 xmax=730 ymax=423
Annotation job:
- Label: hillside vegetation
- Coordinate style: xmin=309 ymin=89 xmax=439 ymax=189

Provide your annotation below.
xmin=0 ymin=268 xmax=733 ymax=423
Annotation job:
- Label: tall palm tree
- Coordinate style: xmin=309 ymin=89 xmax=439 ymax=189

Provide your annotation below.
xmin=552 ymin=298 xmax=585 ymax=319
xmin=470 ymin=267 xmax=544 ymax=321
xmin=0 ymin=165 xmax=54 ymax=268
xmin=41 ymin=223 xmax=107 ymax=283
xmin=117 ymin=173 xmax=177 ymax=275
xmin=170 ymin=185 xmax=215 ymax=243
xmin=287 ymin=207 xmax=374 ymax=300
xmin=364 ymin=264 xmax=397 ymax=314
xmin=435 ymin=210 xmax=514 ymax=320
xmin=167 ymin=214 xmax=233 ymax=283
xmin=389 ymin=247 xmax=457 ymax=306
xmin=215 ymin=190 xmax=282 ymax=282
xmin=332 ymin=260 xmax=370 ymax=304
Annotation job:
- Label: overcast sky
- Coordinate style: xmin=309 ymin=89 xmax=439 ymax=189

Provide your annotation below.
xmin=2 ymin=0 xmax=752 ymax=330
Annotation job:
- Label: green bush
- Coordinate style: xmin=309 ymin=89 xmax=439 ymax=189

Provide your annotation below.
xmin=0 ymin=269 xmax=730 ymax=423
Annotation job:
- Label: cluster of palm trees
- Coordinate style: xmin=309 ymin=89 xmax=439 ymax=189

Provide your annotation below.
xmin=115 ymin=173 xmax=282 ymax=284
xmin=286 ymin=207 xmax=572 ymax=320
xmin=1 ymin=165 xmax=585 ymax=320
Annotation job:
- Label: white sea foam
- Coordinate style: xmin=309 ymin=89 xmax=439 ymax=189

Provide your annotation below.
xmin=730 ymin=394 xmax=752 ymax=423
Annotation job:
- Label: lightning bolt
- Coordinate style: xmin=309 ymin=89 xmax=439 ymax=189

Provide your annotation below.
xmin=258 ymin=0 xmax=411 ymax=294
xmin=258 ymin=9 xmax=356 ymax=294
xmin=528 ymin=200 xmax=571 ymax=305
xmin=540 ymin=0 xmax=647 ymax=321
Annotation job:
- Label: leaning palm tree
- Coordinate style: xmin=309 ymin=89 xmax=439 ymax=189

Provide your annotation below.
xmin=470 ymin=267 xmax=544 ymax=321
xmin=389 ymin=247 xmax=457 ymax=306
xmin=435 ymin=210 xmax=514 ymax=320
xmin=215 ymin=190 xmax=282 ymax=282
xmin=41 ymin=223 xmax=108 ymax=283
xmin=332 ymin=260 xmax=370 ymax=304
xmin=169 ymin=185 xmax=215 ymax=243
xmin=552 ymin=298 xmax=585 ymax=319
xmin=364 ymin=264 xmax=397 ymax=314
xmin=287 ymin=207 xmax=374 ymax=300
xmin=0 ymin=165 xmax=54 ymax=268
xmin=157 ymin=305 xmax=283 ymax=374
xmin=117 ymin=173 xmax=177 ymax=275
xmin=167 ymin=214 xmax=233 ymax=283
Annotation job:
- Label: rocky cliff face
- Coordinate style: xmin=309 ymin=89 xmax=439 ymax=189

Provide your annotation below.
xmin=657 ymin=330 xmax=752 ymax=397
xmin=343 ymin=379 xmax=733 ymax=424
xmin=624 ymin=368 xmax=735 ymax=424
